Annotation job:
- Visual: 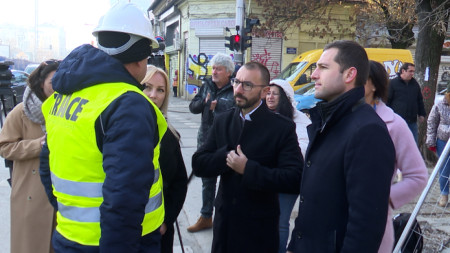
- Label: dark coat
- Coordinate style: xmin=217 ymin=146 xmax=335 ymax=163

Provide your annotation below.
xmin=39 ymin=44 xmax=160 ymax=252
xmin=159 ymin=129 xmax=188 ymax=253
xmin=387 ymin=75 xmax=426 ymax=123
xmin=188 ymin=78 xmax=235 ymax=147
xmin=287 ymin=87 xmax=396 ymax=253
xmin=192 ymin=102 xmax=303 ymax=253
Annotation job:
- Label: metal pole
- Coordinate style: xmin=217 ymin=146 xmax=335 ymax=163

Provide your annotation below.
xmin=35 ymin=0 xmax=38 ymax=62
xmin=175 ymin=220 xmax=186 ymax=253
xmin=234 ymin=0 xmax=244 ymax=65
xmin=393 ymin=139 xmax=450 ymax=253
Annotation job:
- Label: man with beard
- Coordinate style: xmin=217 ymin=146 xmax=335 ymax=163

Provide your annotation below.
xmin=192 ymin=62 xmax=303 ymax=252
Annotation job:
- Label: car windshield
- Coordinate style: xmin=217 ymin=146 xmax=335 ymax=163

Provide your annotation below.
xmin=277 ymin=61 xmax=308 ymax=82
xmin=304 ymin=87 xmax=316 ymax=96
xmin=294 ymin=82 xmax=315 ymax=95
xmin=24 ymin=64 xmax=39 ymax=75
xmin=11 ymin=71 xmax=29 ymax=83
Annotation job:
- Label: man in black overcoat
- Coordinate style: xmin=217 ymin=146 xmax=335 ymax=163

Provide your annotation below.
xmin=287 ymin=40 xmax=395 ymax=253
xmin=192 ymin=62 xmax=304 ymax=253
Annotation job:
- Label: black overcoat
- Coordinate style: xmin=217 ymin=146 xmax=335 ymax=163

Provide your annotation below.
xmin=192 ymin=102 xmax=303 ymax=253
xmin=288 ymin=87 xmax=396 ymax=252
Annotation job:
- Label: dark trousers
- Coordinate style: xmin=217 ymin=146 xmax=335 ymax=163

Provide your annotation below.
xmin=173 ymin=87 xmax=177 ymax=97
xmin=161 ymin=223 xmax=175 ymax=253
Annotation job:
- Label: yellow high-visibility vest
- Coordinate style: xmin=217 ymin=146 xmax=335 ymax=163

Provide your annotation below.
xmin=42 ymin=82 xmax=167 ymax=246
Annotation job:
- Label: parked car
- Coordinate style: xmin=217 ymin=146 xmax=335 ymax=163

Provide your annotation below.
xmin=0 ymin=70 xmax=28 ymax=112
xmin=293 ymin=82 xmax=322 ymax=113
xmin=278 ymin=48 xmax=414 ymax=91
xmin=24 ymin=63 xmax=39 ymax=75
xmin=11 ymin=70 xmax=29 ymax=83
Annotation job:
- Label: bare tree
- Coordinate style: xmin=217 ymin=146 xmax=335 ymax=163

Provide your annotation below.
xmin=252 ymin=0 xmax=355 ymax=40
xmin=253 ymin=0 xmax=417 ymax=48
xmin=355 ymin=0 xmax=416 ymax=48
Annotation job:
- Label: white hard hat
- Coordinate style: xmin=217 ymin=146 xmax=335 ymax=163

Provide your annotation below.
xmin=92 ymin=2 xmax=159 ymax=49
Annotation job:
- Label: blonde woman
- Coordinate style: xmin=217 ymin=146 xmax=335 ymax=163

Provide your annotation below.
xmin=141 ymin=66 xmax=188 ymax=253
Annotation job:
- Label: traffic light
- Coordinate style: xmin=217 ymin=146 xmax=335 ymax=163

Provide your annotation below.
xmin=225 ymin=35 xmax=233 ymax=51
xmin=225 ymin=34 xmax=242 ymax=51
xmin=232 ymin=34 xmax=241 ymax=51
xmin=241 ymin=18 xmax=260 ymax=51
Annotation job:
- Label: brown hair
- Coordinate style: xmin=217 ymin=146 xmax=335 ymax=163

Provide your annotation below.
xmin=27 ymin=59 xmax=60 ymax=101
xmin=399 ymin=62 xmax=415 ymax=74
xmin=368 ymin=60 xmax=389 ymax=102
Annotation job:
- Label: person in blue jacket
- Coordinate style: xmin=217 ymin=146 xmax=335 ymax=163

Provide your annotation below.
xmin=39 ymin=3 xmax=166 ymax=252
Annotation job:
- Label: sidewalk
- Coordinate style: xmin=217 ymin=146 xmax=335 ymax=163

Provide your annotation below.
xmin=166 ymin=96 xmax=213 ymax=253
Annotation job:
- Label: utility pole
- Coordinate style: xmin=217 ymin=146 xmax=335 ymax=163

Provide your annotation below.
xmin=34 ymin=0 xmax=38 ymax=62
xmin=234 ymin=0 xmax=244 ymax=65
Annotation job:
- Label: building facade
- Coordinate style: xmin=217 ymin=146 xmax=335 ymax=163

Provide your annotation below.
xmin=148 ymin=0 xmax=358 ymax=99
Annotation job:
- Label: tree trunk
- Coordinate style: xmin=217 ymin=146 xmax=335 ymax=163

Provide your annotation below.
xmin=414 ymin=0 xmax=449 ymax=165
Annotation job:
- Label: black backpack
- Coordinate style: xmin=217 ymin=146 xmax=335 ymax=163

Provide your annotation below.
xmin=393 ymin=212 xmax=423 ymax=253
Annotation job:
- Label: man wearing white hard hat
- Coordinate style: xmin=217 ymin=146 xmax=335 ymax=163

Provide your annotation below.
xmin=39 ymin=3 xmax=166 ymax=252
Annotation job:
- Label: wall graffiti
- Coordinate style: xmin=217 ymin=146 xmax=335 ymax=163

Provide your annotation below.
xmin=187 ymin=53 xmax=210 ymax=87
xmin=438 ymin=64 xmax=450 ymax=92
xmin=185 ymin=52 xmax=234 ymax=95
xmin=251 ymin=48 xmax=281 ymax=79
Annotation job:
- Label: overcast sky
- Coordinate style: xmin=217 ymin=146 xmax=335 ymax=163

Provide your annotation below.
xmin=0 ymin=0 xmax=112 ymax=50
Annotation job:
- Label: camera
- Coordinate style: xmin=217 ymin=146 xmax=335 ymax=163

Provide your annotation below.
xmin=0 ymin=61 xmax=14 ymax=87
xmin=0 ymin=60 xmax=19 ymax=118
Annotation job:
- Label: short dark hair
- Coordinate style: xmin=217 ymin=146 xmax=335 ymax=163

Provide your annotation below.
xmin=27 ymin=59 xmax=60 ymax=101
xmin=399 ymin=62 xmax=415 ymax=74
xmin=324 ymin=40 xmax=369 ymax=87
xmin=242 ymin=62 xmax=270 ymax=86
xmin=368 ymin=60 xmax=389 ymax=102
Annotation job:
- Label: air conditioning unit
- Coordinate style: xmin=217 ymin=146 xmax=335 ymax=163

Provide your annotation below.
xmin=173 ymin=37 xmax=182 ymax=51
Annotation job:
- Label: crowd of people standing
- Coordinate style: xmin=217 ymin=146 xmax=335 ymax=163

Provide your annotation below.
xmin=1 ymin=2 xmax=449 ymax=253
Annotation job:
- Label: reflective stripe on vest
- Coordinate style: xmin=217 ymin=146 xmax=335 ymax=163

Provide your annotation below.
xmin=57 ymin=191 xmax=163 ymax=223
xmin=50 ymin=169 xmax=160 ymax=198
xmin=42 ymin=82 xmax=167 ymax=246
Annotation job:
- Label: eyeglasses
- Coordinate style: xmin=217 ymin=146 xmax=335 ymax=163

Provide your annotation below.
xmin=231 ymin=78 xmax=267 ymax=91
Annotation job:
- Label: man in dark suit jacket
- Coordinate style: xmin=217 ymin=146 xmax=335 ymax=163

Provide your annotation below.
xmin=192 ymin=62 xmax=303 ymax=253
xmin=287 ymin=40 xmax=396 ymax=253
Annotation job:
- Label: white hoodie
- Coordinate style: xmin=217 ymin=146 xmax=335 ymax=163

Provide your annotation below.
xmin=269 ymin=79 xmax=311 ymax=157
